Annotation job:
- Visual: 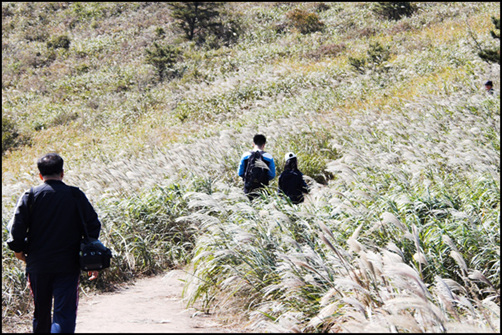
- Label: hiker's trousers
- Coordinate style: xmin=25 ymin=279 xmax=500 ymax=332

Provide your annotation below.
xmin=27 ymin=271 xmax=80 ymax=333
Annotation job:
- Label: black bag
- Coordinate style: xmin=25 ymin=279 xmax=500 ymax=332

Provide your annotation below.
xmin=72 ymin=187 xmax=112 ymax=271
xmin=244 ymin=150 xmax=270 ymax=190
xmin=80 ymin=239 xmax=112 ymax=271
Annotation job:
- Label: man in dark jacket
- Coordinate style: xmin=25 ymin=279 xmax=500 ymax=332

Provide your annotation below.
xmin=278 ymin=152 xmax=309 ymax=204
xmin=7 ymin=153 xmax=102 ymax=333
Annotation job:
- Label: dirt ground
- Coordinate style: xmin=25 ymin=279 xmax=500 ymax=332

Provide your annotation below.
xmin=75 ymin=269 xmax=242 ymax=333
xmin=4 ymin=269 xmax=244 ymax=333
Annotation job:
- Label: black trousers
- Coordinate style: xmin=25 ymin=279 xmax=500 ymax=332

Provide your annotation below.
xmin=27 ymin=271 xmax=80 ymax=333
xmin=244 ymin=185 xmax=267 ymax=201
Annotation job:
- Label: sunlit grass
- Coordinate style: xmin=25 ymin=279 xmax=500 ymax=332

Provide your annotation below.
xmin=2 ymin=1 xmax=500 ymax=333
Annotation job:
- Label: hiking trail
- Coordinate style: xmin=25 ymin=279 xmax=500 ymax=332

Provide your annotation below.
xmin=75 ymin=269 xmax=241 ymax=333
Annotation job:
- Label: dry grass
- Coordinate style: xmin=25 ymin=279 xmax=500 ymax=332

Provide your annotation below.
xmin=2 ymin=2 xmax=500 ymax=332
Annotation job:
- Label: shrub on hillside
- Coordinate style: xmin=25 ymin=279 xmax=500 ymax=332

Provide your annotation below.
xmin=286 ymin=9 xmax=325 ymax=34
xmin=274 ymin=22 xmax=289 ymax=34
xmin=23 ymin=27 xmax=49 ymax=42
xmin=46 ymin=34 xmax=71 ymax=50
xmin=2 ymin=117 xmax=18 ymax=155
xmin=307 ymin=43 xmax=346 ymax=60
xmin=349 ymin=42 xmax=391 ymax=74
xmin=367 ymin=41 xmax=391 ymax=65
xmin=2 ymin=117 xmax=30 ymax=155
xmin=478 ymin=16 xmax=500 ymax=64
xmin=373 ymin=2 xmax=417 ymax=21
xmin=145 ymin=42 xmax=182 ymax=82
xmin=168 ymin=2 xmax=223 ymax=43
xmin=314 ymin=2 xmax=331 ymax=13
xmin=348 ymin=56 xmax=367 ymax=74
xmin=168 ymin=2 xmax=242 ymax=48
xmin=354 ymin=27 xmax=377 ymax=39
xmin=155 ymin=26 xmax=166 ymax=39
xmin=205 ymin=12 xmax=243 ymax=48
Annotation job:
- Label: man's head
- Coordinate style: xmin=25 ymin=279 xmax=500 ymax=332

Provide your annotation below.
xmin=37 ymin=153 xmax=64 ymax=178
xmin=485 ymin=80 xmax=493 ymax=90
xmin=253 ymin=134 xmax=267 ymax=149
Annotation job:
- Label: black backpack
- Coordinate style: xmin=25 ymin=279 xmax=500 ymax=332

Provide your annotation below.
xmin=244 ymin=150 xmax=269 ymax=190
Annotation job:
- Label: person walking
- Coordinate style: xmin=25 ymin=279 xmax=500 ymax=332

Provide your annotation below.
xmin=238 ymin=134 xmax=276 ymax=200
xmin=484 ymin=80 xmax=495 ymax=95
xmin=278 ymin=152 xmax=309 ymax=204
xmin=6 ymin=153 xmax=102 ymax=333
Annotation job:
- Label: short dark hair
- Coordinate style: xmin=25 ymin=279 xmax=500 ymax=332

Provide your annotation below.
xmin=37 ymin=153 xmax=64 ymax=176
xmin=253 ymin=134 xmax=266 ymax=147
xmin=485 ymin=80 xmax=493 ymax=86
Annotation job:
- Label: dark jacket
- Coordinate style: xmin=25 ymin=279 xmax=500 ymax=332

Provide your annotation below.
xmin=278 ymin=169 xmax=309 ymax=204
xmin=7 ymin=180 xmax=101 ymax=273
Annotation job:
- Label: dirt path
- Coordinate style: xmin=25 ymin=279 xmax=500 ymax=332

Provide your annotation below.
xmin=75 ymin=269 xmax=241 ymax=333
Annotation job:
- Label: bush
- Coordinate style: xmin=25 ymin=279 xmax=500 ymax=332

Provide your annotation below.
xmin=314 ymin=2 xmax=331 ymax=12
xmin=155 ymin=26 xmax=166 ymax=39
xmin=349 ymin=42 xmax=391 ymax=74
xmin=307 ymin=43 xmax=346 ymax=60
xmin=373 ymin=2 xmax=417 ymax=21
xmin=168 ymin=2 xmax=223 ymax=43
xmin=354 ymin=27 xmax=377 ymax=39
xmin=478 ymin=16 xmax=500 ymax=64
xmin=2 ymin=117 xmax=19 ymax=155
xmin=145 ymin=42 xmax=182 ymax=81
xmin=286 ymin=9 xmax=325 ymax=34
xmin=2 ymin=117 xmax=29 ymax=155
xmin=168 ymin=2 xmax=242 ymax=48
xmin=348 ymin=56 xmax=367 ymax=74
xmin=23 ymin=27 xmax=49 ymax=42
xmin=367 ymin=41 xmax=391 ymax=65
xmin=206 ymin=12 xmax=243 ymax=48
xmin=46 ymin=34 xmax=71 ymax=50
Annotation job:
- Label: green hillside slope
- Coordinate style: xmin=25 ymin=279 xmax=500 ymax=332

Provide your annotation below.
xmin=2 ymin=2 xmax=500 ymax=332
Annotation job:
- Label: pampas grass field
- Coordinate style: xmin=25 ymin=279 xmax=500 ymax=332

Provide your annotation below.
xmin=2 ymin=2 xmax=499 ymax=332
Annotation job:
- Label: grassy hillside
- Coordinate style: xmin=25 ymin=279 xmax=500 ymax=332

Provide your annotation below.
xmin=2 ymin=2 xmax=500 ymax=332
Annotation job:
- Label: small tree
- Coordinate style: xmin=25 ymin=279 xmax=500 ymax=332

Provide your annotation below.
xmin=373 ymin=2 xmax=416 ymax=21
xmin=1 ymin=116 xmax=29 ymax=155
xmin=349 ymin=42 xmax=391 ymax=74
xmin=367 ymin=42 xmax=391 ymax=66
xmin=145 ymin=42 xmax=181 ymax=81
xmin=286 ymin=9 xmax=324 ymax=34
xmin=168 ymin=2 xmax=222 ymax=43
xmin=47 ymin=34 xmax=71 ymax=50
xmin=478 ymin=16 xmax=500 ymax=64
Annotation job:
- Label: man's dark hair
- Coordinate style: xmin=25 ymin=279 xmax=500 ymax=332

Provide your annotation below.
xmin=253 ymin=134 xmax=267 ymax=147
xmin=37 ymin=153 xmax=64 ymax=176
xmin=485 ymin=80 xmax=493 ymax=86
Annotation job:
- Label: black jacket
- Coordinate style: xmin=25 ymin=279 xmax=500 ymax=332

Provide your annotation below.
xmin=278 ymin=169 xmax=309 ymax=204
xmin=7 ymin=180 xmax=101 ymax=273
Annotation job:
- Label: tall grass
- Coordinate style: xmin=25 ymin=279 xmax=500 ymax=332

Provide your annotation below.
xmin=180 ymin=90 xmax=499 ymax=332
xmin=2 ymin=1 xmax=500 ymax=332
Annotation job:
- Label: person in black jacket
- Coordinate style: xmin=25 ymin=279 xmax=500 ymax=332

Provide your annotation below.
xmin=278 ymin=152 xmax=309 ymax=204
xmin=6 ymin=153 xmax=102 ymax=333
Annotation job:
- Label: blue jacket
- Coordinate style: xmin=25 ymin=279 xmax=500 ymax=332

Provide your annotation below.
xmin=7 ymin=180 xmax=101 ymax=273
xmin=238 ymin=150 xmax=276 ymax=191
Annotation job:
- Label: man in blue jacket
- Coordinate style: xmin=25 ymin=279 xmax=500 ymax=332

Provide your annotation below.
xmin=238 ymin=134 xmax=276 ymax=200
xmin=7 ymin=153 xmax=102 ymax=333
